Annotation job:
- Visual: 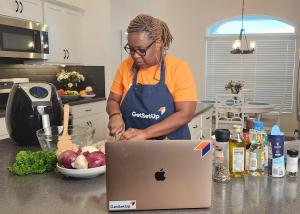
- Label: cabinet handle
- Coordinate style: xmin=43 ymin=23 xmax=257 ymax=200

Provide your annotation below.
xmin=15 ymin=0 xmax=19 ymax=12
xmin=85 ymin=109 xmax=92 ymax=112
xmin=19 ymin=1 xmax=23 ymax=13
xmin=66 ymin=49 xmax=69 ymax=59
xmin=193 ymin=125 xmax=198 ymax=129
xmin=63 ymin=49 xmax=66 ymax=59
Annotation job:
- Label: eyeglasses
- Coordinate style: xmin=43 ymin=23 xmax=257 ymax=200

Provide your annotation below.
xmin=124 ymin=40 xmax=156 ymax=56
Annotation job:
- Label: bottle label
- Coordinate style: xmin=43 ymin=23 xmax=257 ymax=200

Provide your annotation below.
xmin=286 ymin=156 xmax=298 ymax=173
xmin=233 ymin=147 xmax=245 ymax=172
xmin=249 ymin=152 xmax=257 ymax=171
xmin=272 ymin=156 xmax=285 ymax=177
xmin=215 ymin=142 xmax=227 ymax=164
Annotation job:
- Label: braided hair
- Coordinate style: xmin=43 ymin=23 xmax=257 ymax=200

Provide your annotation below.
xmin=127 ymin=14 xmax=173 ymax=50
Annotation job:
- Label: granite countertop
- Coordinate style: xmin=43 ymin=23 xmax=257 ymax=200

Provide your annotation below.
xmin=193 ymin=103 xmax=214 ymax=117
xmin=2 ymin=138 xmax=300 ymax=214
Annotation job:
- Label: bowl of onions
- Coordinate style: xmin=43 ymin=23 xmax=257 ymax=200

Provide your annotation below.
xmin=56 ymin=145 xmax=106 ymax=178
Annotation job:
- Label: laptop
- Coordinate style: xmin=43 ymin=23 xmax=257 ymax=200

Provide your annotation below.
xmin=105 ymin=140 xmax=212 ymax=211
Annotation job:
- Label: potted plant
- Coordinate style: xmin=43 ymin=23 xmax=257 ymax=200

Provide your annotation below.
xmin=225 ymin=80 xmax=244 ymax=94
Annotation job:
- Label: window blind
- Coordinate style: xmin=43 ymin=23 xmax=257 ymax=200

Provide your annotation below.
xmin=205 ymin=38 xmax=296 ymax=113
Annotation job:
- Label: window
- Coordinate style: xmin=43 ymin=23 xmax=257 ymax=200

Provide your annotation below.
xmin=205 ymin=17 xmax=296 ymax=113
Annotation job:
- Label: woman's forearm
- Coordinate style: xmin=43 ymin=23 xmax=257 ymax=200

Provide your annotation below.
xmin=106 ymin=92 xmax=122 ymax=116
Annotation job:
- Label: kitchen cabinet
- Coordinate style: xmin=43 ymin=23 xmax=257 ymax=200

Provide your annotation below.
xmin=0 ymin=0 xmax=43 ymax=23
xmin=0 ymin=117 xmax=9 ymax=140
xmin=71 ymin=101 xmax=108 ymax=142
xmin=189 ymin=108 xmax=212 ymax=140
xmin=44 ymin=2 xmax=83 ymax=64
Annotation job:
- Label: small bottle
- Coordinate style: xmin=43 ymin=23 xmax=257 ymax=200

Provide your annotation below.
xmin=229 ymin=125 xmax=246 ymax=178
xmin=243 ymin=128 xmax=251 ymax=172
xmin=213 ymin=129 xmax=231 ymax=183
xmin=248 ymin=121 xmax=265 ymax=176
xmin=286 ymin=149 xmax=298 ymax=177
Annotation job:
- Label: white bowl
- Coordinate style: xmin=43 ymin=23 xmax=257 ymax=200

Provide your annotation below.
xmin=56 ymin=164 xmax=106 ymax=178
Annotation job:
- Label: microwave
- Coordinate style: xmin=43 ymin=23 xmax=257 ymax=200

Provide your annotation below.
xmin=0 ymin=16 xmax=49 ymax=59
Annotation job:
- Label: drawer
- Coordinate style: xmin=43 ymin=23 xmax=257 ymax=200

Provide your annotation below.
xmin=71 ymin=101 xmax=106 ymax=119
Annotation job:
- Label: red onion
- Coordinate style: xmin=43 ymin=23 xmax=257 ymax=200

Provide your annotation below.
xmin=58 ymin=150 xmax=79 ymax=169
xmin=86 ymin=151 xmax=106 ymax=168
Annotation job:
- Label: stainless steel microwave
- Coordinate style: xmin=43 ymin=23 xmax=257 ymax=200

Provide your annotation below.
xmin=0 ymin=16 xmax=49 ymax=59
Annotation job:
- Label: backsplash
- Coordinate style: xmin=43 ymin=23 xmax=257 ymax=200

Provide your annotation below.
xmin=0 ymin=64 xmax=106 ymax=98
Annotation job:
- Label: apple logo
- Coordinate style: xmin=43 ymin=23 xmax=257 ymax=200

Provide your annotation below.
xmin=154 ymin=168 xmax=166 ymax=181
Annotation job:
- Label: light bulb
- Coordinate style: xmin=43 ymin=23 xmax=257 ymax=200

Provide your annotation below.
xmin=250 ymin=41 xmax=256 ymax=50
xmin=232 ymin=40 xmax=241 ymax=50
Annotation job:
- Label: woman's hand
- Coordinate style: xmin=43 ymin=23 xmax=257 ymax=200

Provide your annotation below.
xmin=121 ymin=128 xmax=148 ymax=140
xmin=107 ymin=114 xmax=125 ymax=136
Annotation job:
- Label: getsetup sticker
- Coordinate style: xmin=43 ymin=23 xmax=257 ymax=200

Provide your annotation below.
xmin=193 ymin=140 xmax=211 ymax=157
xmin=109 ymin=200 xmax=137 ymax=211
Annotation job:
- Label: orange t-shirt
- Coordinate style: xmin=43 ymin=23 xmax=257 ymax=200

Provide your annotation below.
xmin=110 ymin=54 xmax=197 ymax=102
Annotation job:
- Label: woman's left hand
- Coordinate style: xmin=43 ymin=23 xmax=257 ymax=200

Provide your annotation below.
xmin=121 ymin=128 xmax=148 ymax=140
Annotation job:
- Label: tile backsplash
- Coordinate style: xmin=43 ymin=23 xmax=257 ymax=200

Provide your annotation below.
xmin=0 ymin=64 xmax=106 ymax=98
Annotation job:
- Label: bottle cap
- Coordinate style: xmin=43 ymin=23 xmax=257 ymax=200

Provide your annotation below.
xmin=215 ymin=129 xmax=230 ymax=142
xmin=243 ymin=128 xmax=249 ymax=133
xmin=287 ymin=149 xmax=299 ymax=157
xmin=253 ymin=121 xmax=264 ymax=131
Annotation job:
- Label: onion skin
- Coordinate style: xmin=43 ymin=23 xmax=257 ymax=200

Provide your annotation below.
xmin=86 ymin=151 xmax=106 ymax=168
xmin=58 ymin=150 xmax=79 ymax=169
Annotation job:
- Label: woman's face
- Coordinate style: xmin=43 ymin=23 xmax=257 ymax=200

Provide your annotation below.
xmin=126 ymin=32 xmax=162 ymax=69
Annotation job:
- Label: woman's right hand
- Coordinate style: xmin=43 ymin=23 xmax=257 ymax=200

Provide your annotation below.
xmin=107 ymin=114 xmax=125 ymax=136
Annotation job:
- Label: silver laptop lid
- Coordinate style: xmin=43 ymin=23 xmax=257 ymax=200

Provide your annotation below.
xmin=106 ymin=140 xmax=212 ymax=211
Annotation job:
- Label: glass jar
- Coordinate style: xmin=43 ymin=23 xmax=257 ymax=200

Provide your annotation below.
xmin=213 ymin=129 xmax=231 ymax=183
xmin=286 ymin=149 xmax=298 ymax=177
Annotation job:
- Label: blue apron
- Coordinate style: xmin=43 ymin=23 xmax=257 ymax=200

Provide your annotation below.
xmin=120 ymin=60 xmax=191 ymax=140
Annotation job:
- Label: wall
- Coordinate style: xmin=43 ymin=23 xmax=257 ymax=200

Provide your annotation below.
xmin=110 ymin=0 xmax=300 ymax=135
xmin=76 ymin=0 xmax=112 ymax=99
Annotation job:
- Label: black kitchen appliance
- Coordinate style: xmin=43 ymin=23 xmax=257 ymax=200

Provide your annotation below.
xmin=5 ymin=83 xmax=63 ymax=146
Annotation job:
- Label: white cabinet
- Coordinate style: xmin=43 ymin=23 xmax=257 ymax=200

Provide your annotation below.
xmin=44 ymin=2 xmax=82 ymax=64
xmin=0 ymin=0 xmax=43 ymax=23
xmin=71 ymin=101 xmax=108 ymax=142
xmin=0 ymin=117 xmax=9 ymax=140
xmin=189 ymin=108 xmax=212 ymax=140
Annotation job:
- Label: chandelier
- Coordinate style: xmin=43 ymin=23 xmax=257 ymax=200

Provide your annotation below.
xmin=230 ymin=0 xmax=256 ymax=54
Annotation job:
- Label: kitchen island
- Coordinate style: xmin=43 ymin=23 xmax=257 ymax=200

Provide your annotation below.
xmin=1 ymin=138 xmax=299 ymax=214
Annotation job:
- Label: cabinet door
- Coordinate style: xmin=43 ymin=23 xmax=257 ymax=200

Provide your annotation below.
xmin=201 ymin=109 xmax=212 ymax=139
xmin=73 ymin=113 xmax=108 ymax=142
xmin=63 ymin=8 xmax=82 ymax=64
xmin=44 ymin=2 xmax=65 ymax=63
xmin=189 ymin=114 xmax=203 ymax=140
xmin=0 ymin=0 xmax=42 ymax=22
xmin=0 ymin=117 xmax=9 ymax=140
xmin=0 ymin=0 xmax=16 ymax=18
xmin=43 ymin=2 xmax=82 ymax=64
xmin=18 ymin=0 xmax=43 ymax=23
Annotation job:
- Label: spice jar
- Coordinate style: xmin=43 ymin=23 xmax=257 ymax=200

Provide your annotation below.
xmin=213 ymin=129 xmax=231 ymax=183
xmin=286 ymin=149 xmax=298 ymax=177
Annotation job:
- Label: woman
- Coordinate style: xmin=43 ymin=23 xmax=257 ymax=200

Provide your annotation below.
xmin=106 ymin=14 xmax=197 ymax=140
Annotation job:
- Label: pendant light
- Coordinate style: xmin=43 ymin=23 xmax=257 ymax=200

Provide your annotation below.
xmin=230 ymin=0 xmax=256 ymax=54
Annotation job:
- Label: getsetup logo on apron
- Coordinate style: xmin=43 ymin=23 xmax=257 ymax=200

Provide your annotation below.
xmin=131 ymin=106 xmax=166 ymax=120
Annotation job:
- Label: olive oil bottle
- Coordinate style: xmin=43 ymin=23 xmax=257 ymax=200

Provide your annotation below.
xmin=229 ymin=125 xmax=246 ymax=177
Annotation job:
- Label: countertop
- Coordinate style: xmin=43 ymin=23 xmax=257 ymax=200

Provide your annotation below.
xmin=1 ymin=138 xmax=300 ymax=214
xmin=193 ymin=103 xmax=214 ymax=117
xmin=0 ymin=97 xmax=106 ymax=118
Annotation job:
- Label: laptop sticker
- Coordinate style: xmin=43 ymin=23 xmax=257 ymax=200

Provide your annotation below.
xmin=193 ymin=140 xmax=211 ymax=157
xmin=109 ymin=200 xmax=137 ymax=210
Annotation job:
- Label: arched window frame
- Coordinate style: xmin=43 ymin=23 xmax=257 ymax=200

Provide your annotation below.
xmin=205 ymin=16 xmax=297 ymax=114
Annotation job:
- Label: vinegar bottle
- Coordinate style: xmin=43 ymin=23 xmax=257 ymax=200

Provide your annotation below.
xmin=229 ymin=125 xmax=246 ymax=178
